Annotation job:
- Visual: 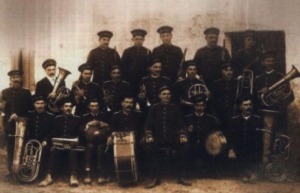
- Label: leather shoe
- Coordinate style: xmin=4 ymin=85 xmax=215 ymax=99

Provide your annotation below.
xmin=97 ymin=177 xmax=106 ymax=185
xmin=70 ymin=175 xmax=79 ymax=187
xmin=38 ymin=174 xmax=53 ymax=187
xmin=177 ymin=177 xmax=191 ymax=186
xmin=145 ymin=177 xmax=159 ymax=189
xmin=249 ymin=173 xmax=257 ymax=184
xmin=83 ymin=176 xmax=92 ymax=184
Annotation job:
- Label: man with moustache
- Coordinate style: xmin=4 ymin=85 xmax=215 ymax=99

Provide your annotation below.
xmin=39 ymin=98 xmax=80 ymax=187
xmin=228 ymin=95 xmax=263 ymax=183
xmin=80 ymin=99 xmax=110 ymax=185
xmin=152 ymin=26 xmax=183 ymax=84
xmin=35 ymin=59 xmax=66 ymax=113
xmin=71 ymin=64 xmax=103 ymax=116
xmin=87 ymin=30 xmax=121 ymax=86
xmin=174 ymin=60 xmax=210 ymax=116
xmin=0 ymin=70 xmax=32 ymax=179
xmin=121 ymin=29 xmax=152 ymax=94
xmin=138 ymin=59 xmax=171 ymax=113
xmin=102 ymin=65 xmax=131 ymax=112
xmin=194 ymin=27 xmax=231 ymax=89
xmin=26 ymin=94 xmax=54 ymax=178
xmin=143 ymin=86 xmax=191 ymax=188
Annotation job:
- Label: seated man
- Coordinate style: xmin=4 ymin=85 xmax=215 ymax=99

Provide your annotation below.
xmin=39 ymin=97 xmax=80 ymax=187
xmin=143 ymin=86 xmax=191 ymax=189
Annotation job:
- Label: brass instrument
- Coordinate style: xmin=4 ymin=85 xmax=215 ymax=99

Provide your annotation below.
xmin=72 ymin=82 xmax=87 ymax=103
xmin=12 ymin=117 xmax=27 ymax=178
xmin=15 ymin=140 xmax=42 ymax=183
xmin=138 ymin=84 xmax=151 ymax=107
xmin=51 ymin=137 xmax=85 ymax=152
xmin=48 ymin=67 xmax=71 ymax=112
xmin=103 ymin=89 xmax=112 ymax=112
xmin=260 ymin=65 xmax=300 ymax=107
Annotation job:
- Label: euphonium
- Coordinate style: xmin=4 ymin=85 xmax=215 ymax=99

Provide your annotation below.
xmin=260 ymin=65 xmax=300 ymax=107
xmin=15 ymin=140 xmax=42 ymax=183
xmin=48 ymin=67 xmax=71 ymax=112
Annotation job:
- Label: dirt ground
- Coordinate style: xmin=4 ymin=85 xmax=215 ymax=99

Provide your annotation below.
xmin=0 ymin=148 xmax=299 ymax=193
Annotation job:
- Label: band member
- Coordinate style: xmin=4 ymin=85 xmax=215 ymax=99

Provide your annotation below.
xmin=102 ymin=65 xmax=131 ymax=112
xmin=0 ymin=70 xmax=32 ymax=179
xmin=71 ymin=63 xmax=103 ymax=116
xmin=80 ymin=99 xmax=110 ymax=185
xmin=174 ymin=60 xmax=210 ymax=115
xmin=152 ymin=25 xmax=183 ymax=83
xmin=184 ymin=94 xmax=221 ymax=177
xmin=39 ymin=98 xmax=80 ymax=187
xmin=86 ymin=30 xmax=121 ymax=86
xmin=212 ymin=62 xmax=238 ymax=134
xmin=232 ymin=30 xmax=263 ymax=77
xmin=35 ymin=59 xmax=66 ymax=113
xmin=144 ymin=86 xmax=191 ymax=188
xmin=138 ymin=58 xmax=171 ymax=112
xmin=121 ymin=29 xmax=152 ymax=94
xmin=193 ymin=27 xmax=231 ymax=88
xmin=228 ymin=95 xmax=263 ymax=183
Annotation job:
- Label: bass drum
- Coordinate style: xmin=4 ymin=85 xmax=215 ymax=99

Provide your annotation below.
xmin=205 ymin=131 xmax=227 ymax=156
xmin=113 ymin=131 xmax=137 ymax=186
xmin=84 ymin=122 xmax=109 ymax=144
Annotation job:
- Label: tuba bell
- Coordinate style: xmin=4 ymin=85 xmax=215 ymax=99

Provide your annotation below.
xmin=260 ymin=65 xmax=300 ymax=107
xmin=48 ymin=67 xmax=71 ymax=112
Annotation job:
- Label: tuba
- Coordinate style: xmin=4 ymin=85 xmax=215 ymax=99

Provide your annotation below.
xmin=15 ymin=140 xmax=42 ymax=183
xmin=260 ymin=65 xmax=300 ymax=107
xmin=12 ymin=117 xmax=27 ymax=178
xmin=48 ymin=67 xmax=71 ymax=112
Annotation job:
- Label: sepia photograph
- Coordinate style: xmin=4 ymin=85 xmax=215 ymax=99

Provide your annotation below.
xmin=0 ymin=0 xmax=300 ymax=192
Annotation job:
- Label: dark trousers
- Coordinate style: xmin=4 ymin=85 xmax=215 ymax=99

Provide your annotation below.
xmin=3 ymin=120 xmax=15 ymax=175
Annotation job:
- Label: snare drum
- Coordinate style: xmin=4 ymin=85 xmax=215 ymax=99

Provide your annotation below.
xmin=205 ymin=131 xmax=227 ymax=156
xmin=113 ymin=131 xmax=138 ymax=185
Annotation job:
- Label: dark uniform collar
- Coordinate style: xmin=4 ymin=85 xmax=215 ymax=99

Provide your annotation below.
xmin=90 ymin=112 xmax=99 ymax=117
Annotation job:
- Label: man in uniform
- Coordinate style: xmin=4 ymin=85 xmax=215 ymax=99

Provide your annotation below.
xmin=102 ymin=65 xmax=131 ymax=112
xmin=152 ymin=25 xmax=183 ymax=83
xmin=71 ymin=63 xmax=103 ymax=116
xmin=143 ymin=86 xmax=190 ymax=188
xmin=121 ymin=29 xmax=151 ymax=94
xmin=228 ymin=95 xmax=263 ymax=183
xmin=233 ymin=30 xmax=263 ymax=77
xmin=138 ymin=59 xmax=171 ymax=113
xmin=212 ymin=62 xmax=238 ymax=134
xmin=35 ymin=59 xmax=66 ymax=114
xmin=86 ymin=30 xmax=121 ymax=86
xmin=39 ymin=98 xmax=80 ymax=187
xmin=174 ymin=60 xmax=210 ymax=115
xmin=80 ymin=99 xmax=110 ymax=185
xmin=193 ymin=27 xmax=231 ymax=89
xmin=0 ymin=70 xmax=32 ymax=179
xmin=184 ymin=94 xmax=221 ymax=177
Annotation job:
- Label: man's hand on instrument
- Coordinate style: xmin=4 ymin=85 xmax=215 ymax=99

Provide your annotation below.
xmin=42 ymin=141 xmax=47 ymax=147
xmin=9 ymin=113 xmax=18 ymax=122
xmin=187 ymin=125 xmax=194 ymax=132
xmin=258 ymin=87 xmax=269 ymax=95
xmin=107 ymin=136 xmax=113 ymax=145
xmin=48 ymin=92 xmax=57 ymax=99
xmin=228 ymin=149 xmax=236 ymax=159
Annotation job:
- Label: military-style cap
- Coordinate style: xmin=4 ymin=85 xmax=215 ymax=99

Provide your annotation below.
xmin=56 ymin=97 xmax=74 ymax=107
xmin=157 ymin=25 xmax=173 ymax=34
xmin=261 ymin=51 xmax=277 ymax=60
xmin=184 ymin=60 xmax=197 ymax=68
xmin=7 ymin=70 xmax=23 ymax=76
xmin=220 ymin=62 xmax=233 ymax=69
xmin=150 ymin=58 xmax=162 ymax=66
xmin=204 ymin=27 xmax=220 ymax=35
xmin=191 ymin=94 xmax=207 ymax=104
xmin=78 ymin=63 xmax=92 ymax=72
xmin=42 ymin=59 xmax=56 ymax=69
xmin=158 ymin=86 xmax=171 ymax=94
xmin=32 ymin=94 xmax=46 ymax=103
xmin=131 ymin=29 xmax=147 ymax=37
xmin=97 ymin=30 xmax=113 ymax=38
xmin=110 ymin=65 xmax=120 ymax=71
xmin=244 ymin=30 xmax=256 ymax=39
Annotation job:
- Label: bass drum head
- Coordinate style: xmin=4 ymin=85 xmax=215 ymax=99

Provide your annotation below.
xmin=85 ymin=125 xmax=108 ymax=144
xmin=205 ymin=131 xmax=227 ymax=156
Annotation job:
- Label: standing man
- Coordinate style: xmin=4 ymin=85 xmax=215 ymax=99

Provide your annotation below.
xmin=194 ymin=27 xmax=231 ymax=88
xmin=80 ymin=99 xmax=110 ymax=185
xmin=138 ymin=59 xmax=171 ymax=112
xmin=71 ymin=63 xmax=103 ymax=116
xmin=102 ymin=65 xmax=131 ymax=113
xmin=39 ymin=98 xmax=80 ymax=187
xmin=121 ymin=29 xmax=152 ymax=95
xmin=152 ymin=25 xmax=183 ymax=84
xmin=143 ymin=86 xmax=190 ymax=188
xmin=233 ymin=30 xmax=263 ymax=77
xmin=0 ymin=70 xmax=32 ymax=179
xmin=35 ymin=59 xmax=66 ymax=106
xmin=228 ymin=95 xmax=263 ymax=183
xmin=87 ymin=30 xmax=121 ymax=86
xmin=174 ymin=60 xmax=210 ymax=115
